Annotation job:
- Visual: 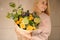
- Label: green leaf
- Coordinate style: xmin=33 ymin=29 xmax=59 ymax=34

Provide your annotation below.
xmin=13 ymin=13 xmax=19 ymax=19
xmin=18 ymin=5 xmax=22 ymax=9
xmin=17 ymin=9 xmax=22 ymax=15
xmin=13 ymin=9 xmax=17 ymax=12
xmin=33 ymin=12 xmax=40 ymax=18
xmin=9 ymin=2 xmax=16 ymax=8
xmin=13 ymin=17 xmax=18 ymax=21
xmin=6 ymin=12 xmax=12 ymax=18
xmin=29 ymin=20 xmax=34 ymax=26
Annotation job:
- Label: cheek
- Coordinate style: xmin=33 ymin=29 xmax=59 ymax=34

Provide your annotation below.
xmin=37 ymin=4 xmax=44 ymax=11
xmin=44 ymin=5 xmax=47 ymax=9
xmin=37 ymin=4 xmax=47 ymax=11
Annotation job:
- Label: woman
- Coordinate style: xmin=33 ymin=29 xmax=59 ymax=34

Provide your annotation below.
xmin=15 ymin=0 xmax=51 ymax=40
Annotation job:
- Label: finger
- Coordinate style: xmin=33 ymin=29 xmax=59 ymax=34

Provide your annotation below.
xmin=25 ymin=37 xmax=31 ymax=40
xmin=24 ymin=35 xmax=31 ymax=39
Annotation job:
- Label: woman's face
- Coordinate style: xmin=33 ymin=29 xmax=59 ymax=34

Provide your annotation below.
xmin=37 ymin=0 xmax=47 ymax=11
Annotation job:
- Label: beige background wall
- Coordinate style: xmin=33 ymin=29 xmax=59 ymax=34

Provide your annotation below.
xmin=49 ymin=0 xmax=60 ymax=40
xmin=0 ymin=0 xmax=60 ymax=40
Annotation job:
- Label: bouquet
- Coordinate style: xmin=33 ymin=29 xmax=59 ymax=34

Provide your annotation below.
xmin=6 ymin=2 xmax=41 ymax=32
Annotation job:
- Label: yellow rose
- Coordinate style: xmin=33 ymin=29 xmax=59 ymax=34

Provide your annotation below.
xmin=19 ymin=17 xmax=23 ymax=23
xmin=20 ymin=23 xmax=25 ymax=29
xmin=29 ymin=14 xmax=34 ymax=20
xmin=27 ymin=25 xmax=33 ymax=31
xmin=15 ymin=21 xmax=20 ymax=24
xmin=30 ymin=14 xmax=32 ymax=17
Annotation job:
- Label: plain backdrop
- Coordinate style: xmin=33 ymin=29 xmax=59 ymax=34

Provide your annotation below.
xmin=0 ymin=0 xmax=60 ymax=40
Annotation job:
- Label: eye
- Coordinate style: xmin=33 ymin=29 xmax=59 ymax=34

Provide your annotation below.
xmin=42 ymin=1 xmax=47 ymax=5
xmin=42 ymin=1 xmax=45 ymax=4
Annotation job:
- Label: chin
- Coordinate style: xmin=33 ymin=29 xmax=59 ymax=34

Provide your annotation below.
xmin=41 ymin=9 xmax=46 ymax=12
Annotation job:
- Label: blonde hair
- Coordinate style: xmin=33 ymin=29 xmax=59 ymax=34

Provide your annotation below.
xmin=45 ymin=0 xmax=50 ymax=16
xmin=33 ymin=0 xmax=50 ymax=16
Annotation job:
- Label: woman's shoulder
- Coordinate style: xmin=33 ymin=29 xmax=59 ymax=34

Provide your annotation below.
xmin=39 ymin=13 xmax=50 ymax=20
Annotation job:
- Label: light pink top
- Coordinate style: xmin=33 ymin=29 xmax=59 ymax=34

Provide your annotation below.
xmin=31 ymin=13 xmax=51 ymax=40
xmin=14 ymin=13 xmax=51 ymax=40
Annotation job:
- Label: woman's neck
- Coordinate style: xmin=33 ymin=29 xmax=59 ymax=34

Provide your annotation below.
xmin=36 ymin=11 xmax=43 ymax=16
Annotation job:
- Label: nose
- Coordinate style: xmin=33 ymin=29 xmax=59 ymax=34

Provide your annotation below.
xmin=43 ymin=5 xmax=47 ymax=10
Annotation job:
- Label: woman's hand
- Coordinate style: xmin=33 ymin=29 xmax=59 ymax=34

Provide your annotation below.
xmin=14 ymin=23 xmax=32 ymax=40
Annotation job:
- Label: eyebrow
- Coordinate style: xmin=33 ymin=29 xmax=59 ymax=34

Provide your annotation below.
xmin=42 ymin=0 xmax=47 ymax=4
